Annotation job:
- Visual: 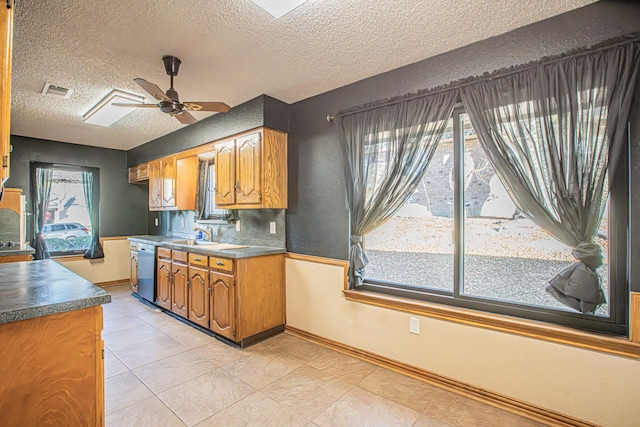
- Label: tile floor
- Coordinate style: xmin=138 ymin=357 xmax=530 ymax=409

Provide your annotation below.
xmin=103 ymin=284 xmax=545 ymax=427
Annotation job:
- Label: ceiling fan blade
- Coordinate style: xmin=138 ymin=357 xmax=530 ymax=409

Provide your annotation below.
xmin=111 ymin=103 xmax=158 ymax=108
xmin=183 ymin=102 xmax=231 ymax=113
xmin=175 ymin=111 xmax=197 ymax=125
xmin=133 ymin=78 xmax=172 ymax=102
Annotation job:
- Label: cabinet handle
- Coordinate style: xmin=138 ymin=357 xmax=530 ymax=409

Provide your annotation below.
xmin=216 ymin=261 xmax=224 ymax=266
xmin=193 ymin=258 xmax=202 ymax=262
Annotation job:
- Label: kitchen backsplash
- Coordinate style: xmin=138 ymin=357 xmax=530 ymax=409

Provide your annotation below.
xmin=149 ymin=209 xmax=286 ymax=248
xmin=0 ymin=209 xmax=20 ymax=243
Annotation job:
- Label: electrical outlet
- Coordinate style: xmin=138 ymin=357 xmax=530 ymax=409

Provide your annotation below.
xmin=409 ymin=317 xmax=420 ymax=335
xmin=270 ymin=222 xmax=276 ymax=234
xmin=154 ymin=218 xmax=159 ymax=227
xmin=236 ymin=220 xmax=241 ymax=232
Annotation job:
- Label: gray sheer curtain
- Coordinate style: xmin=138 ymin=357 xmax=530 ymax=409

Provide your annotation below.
xmin=460 ymin=42 xmax=640 ymax=313
xmin=31 ymin=166 xmax=53 ymax=260
xmin=337 ymin=90 xmax=459 ymax=288
xmin=82 ymin=171 xmax=104 ymax=259
xmin=194 ymin=160 xmax=209 ymax=221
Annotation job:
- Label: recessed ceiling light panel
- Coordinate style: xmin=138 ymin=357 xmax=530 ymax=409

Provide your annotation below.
xmin=83 ymin=90 xmax=144 ymax=127
xmin=251 ymin=0 xmax=309 ymax=18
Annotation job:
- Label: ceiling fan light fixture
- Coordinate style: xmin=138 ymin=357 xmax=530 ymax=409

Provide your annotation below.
xmin=251 ymin=0 xmax=309 ymax=18
xmin=83 ymin=90 xmax=145 ymax=127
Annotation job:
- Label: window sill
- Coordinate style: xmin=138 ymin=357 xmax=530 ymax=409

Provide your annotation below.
xmin=53 ymin=255 xmax=86 ymax=262
xmin=343 ymin=289 xmax=640 ymax=359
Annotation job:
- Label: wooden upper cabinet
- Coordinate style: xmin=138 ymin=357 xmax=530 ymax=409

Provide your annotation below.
xmin=146 ymin=155 xmax=197 ymax=211
xmin=214 ymin=128 xmax=287 ymax=209
xmin=214 ymin=140 xmax=236 ymax=206
xmin=1 ymin=2 xmax=15 ymax=192
xmin=128 ymin=163 xmax=149 ymax=183
xmin=236 ymin=133 xmax=261 ymax=205
xmin=176 ymin=156 xmax=198 ymax=211
xmin=161 ymin=155 xmax=176 ymax=207
xmin=149 ymin=160 xmax=162 ymax=209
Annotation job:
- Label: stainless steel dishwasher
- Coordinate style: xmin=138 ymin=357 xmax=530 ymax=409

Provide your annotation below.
xmin=136 ymin=242 xmax=156 ymax=303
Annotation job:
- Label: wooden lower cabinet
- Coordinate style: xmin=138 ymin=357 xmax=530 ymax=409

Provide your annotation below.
xmin=0 ymin=306 xmax=105 ymax=426
xmin=171 ymin=261 xmax=189 ymax=318
xmin=130 ymin=251 xmax=138 ymax=293
xmin=154 ymin=248 xmax=285 ymax=346
xmin=209 ymin=271 xmax=235 ymax=339
xmin=0 ymin=254 xmax=32 ymax=263
xmin=156 ymin=258 xmax=172 ymax=310
xmin=188 ymin=265 xmax=209 ymax=328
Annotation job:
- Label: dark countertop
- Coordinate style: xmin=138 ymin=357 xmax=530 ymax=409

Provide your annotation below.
xmin=0 ymin=260 xmax=111 ymax=324
xmin=0 ymin=244 xmax=35 ymax=256
xmin=128 ymin=235 xmax=286 ymax=259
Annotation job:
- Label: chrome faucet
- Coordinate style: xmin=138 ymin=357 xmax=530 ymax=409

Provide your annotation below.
xmin=193 ymin=226 xmax=213 ymax=241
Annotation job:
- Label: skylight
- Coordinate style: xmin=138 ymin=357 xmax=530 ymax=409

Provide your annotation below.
xmin=251 ymin=0 xmax=309 ymax=18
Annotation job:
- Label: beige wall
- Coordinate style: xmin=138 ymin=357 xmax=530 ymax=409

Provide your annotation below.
xmin=286 ymin=257 xmax=640 ymax=427
xmin=56 ymin=238 xmax=130 ymax=284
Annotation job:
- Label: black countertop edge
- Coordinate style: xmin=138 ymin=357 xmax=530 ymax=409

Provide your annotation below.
xmin=128 ymin=236 xmax=286 ymax=259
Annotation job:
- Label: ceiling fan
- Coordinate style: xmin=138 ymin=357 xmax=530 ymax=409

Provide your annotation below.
xmin=113 ymin=55 xmax=230 ymax=124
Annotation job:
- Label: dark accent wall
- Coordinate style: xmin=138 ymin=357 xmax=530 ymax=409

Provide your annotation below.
xmin=286 ymin=0 xmax=640 ymax=261
xmin=127 ymin=94 xmax=290 ymax=166
xmin=6 ymin=135 xmax=148 ymax=238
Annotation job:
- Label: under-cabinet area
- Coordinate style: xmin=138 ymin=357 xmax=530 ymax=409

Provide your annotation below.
xmin=129 ymin=236 xmax=285 ymax=347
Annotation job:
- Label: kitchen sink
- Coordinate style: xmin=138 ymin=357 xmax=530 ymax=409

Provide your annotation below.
xmin=169 ymin=240 xmax=248 ymax=250
xmin=170 ymin=239 xmax=215 ymax=246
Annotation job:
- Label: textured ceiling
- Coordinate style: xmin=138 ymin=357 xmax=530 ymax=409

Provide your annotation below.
xmin=10 ymin=0 xmax=596 ymax=151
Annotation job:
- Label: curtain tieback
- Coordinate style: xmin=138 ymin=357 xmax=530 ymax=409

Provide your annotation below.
xmin=572 ymin=241 xmax=603 ymax=271
xmin=350 ymin=235 xmax=363 ymax=245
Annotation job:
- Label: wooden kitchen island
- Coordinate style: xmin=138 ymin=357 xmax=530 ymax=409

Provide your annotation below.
xmin=0 ymin=260 xmax=111 ymax=426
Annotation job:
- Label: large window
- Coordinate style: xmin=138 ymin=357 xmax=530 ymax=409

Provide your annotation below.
xmin=31 ymin=163 xmax=100 ymax=257
xmin=363 ymin=108 xmax=628 ymax=335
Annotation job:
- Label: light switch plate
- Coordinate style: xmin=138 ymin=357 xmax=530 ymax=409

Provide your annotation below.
xmin=154 ymin=218 xmax=159 ymax=227
xmin=270 ymin=222 xmax=276 ymax=234
xmin=236 ymin=220 xmax=241 ymax=232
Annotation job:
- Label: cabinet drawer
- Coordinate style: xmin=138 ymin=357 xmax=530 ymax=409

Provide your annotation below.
xmin=189 ymin=253 xmax=208 ymax=267
xmin=157 ymin=247 xmax=171 ymax=259
xmin=209 ymin=256 xmax=233 ymax=272
xmin=172 ymin=250 xmax=188 ymax=263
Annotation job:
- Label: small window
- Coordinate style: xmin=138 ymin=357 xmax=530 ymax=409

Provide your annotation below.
xmin=32 ymin=164 xmax=100 ymax=257
xmin=196 ymin=159 xmax=235 ymax=222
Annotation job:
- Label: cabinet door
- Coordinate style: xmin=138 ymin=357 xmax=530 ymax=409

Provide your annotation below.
xmin=130 ymin=251 xmax=138 ymax=293
xmin=209 ymin=271 xmax=235 ymax=340
xmin=171 ymin=262 xmax=189 ymax=318
xmin=214 ymin=140 xmax=236 ymax=206
xmin=188 ymin=266 xmax=209 ymax=328
xmin=149 ymin=160 xmax=162 ymax=208
xmin=176 ymin=156 xmax=198 ymax=210
xmin=1 ymin=2 xmax=15 ymax=186
xmin=156 ymin=258 xmax=172 ymax=310
xmin=235 ymin=132 xmax=261 ymax=205
xmin=162 ymin=155 xmax=176 ymax=207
